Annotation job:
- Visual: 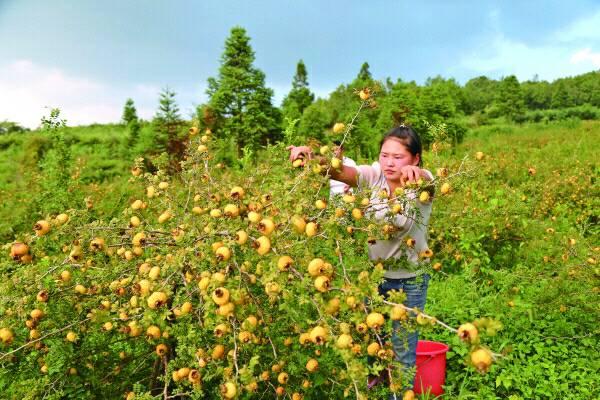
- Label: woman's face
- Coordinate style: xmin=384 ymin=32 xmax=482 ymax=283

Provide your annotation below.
xmin=378 ymin=138 xmax=420 ymax=182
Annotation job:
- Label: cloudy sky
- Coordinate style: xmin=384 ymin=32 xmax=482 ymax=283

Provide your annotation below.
xmin=1 ymin=0 xmax=599 ymax=128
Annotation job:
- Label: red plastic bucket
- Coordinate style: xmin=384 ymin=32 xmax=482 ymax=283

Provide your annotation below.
xmin=414 ymin=340 xmax=449 ymax=396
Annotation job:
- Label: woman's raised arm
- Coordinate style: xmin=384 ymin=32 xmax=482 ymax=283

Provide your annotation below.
xmin=287 ymin=145 xmax=359 ymax=187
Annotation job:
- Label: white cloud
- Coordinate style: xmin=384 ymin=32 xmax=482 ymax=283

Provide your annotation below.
xmin=459 ymin=31 xmax=600 ymax=82
xmin=0 ymin=60 xmax=200 ymax=129
xmin=570 ymin=48 xmax=600 ymax=67
xmin=555 ymin=10 xmax=600 ymax=42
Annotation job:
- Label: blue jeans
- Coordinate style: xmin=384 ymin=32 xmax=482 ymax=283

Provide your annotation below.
xmin=378 ymin=274 xmax=431 ymax=389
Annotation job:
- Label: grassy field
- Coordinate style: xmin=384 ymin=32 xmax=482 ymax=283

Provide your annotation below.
xmin=0 ymin=119 xmax=598 ymax=399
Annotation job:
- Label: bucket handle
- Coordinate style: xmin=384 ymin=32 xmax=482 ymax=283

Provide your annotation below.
xmin=416 ymin=354 xmax=436 ymax=368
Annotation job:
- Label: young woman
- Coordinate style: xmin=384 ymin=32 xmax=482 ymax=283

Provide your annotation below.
xmin=288 ymin=125 xmax=434 ymax=392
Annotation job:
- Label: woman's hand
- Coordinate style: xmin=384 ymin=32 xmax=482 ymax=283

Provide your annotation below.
xmin=399 ymin=165 xmax=422 ymax=185
xmin=287 ymin=145 xmax=313 ymax=163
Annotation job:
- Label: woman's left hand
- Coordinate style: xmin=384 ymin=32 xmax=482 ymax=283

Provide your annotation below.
xmin=400 ymin=165 xmax=422 ymax=185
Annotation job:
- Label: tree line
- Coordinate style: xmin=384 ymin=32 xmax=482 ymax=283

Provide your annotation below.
xmin=7 ymin=26 xmax=599 ymax=163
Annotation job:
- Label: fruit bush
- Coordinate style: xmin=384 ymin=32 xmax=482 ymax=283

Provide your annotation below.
xmin=0 ymin=97 xmax=501 ymax=399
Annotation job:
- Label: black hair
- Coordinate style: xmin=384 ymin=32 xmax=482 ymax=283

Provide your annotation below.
xmin=379 ymin=125 xmax=422 ymax=166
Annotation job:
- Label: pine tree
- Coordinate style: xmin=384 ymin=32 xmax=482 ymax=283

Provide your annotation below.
xmin=122 ymin=98 xmax=141 ymax=151
xmin=121 ymin=98 xmax=138 ymax=125
xmin=281 ymin=60 xmax=315 ymax=122
xmin=357 ymin=62 xmax=372 ymax=82
xmin=153 ymin=87 xmax=182 ymax=158
xmin=496 ymin=75 xmax=525 ymax=121
xmin=206 ymin=26 xmax=281 ymax=155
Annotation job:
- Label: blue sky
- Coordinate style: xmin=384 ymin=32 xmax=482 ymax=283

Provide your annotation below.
xmin=1 ymin=0 xmax=599 ymax=128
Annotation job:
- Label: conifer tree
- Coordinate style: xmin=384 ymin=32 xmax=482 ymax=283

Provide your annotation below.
xmin=122 ymin=98 xmax=141 ymax=151
xmin=281 ymin=60 xmax=315 ymax=122
xmin=206 ymin=26 xmax=281 ymax=155
xmin=356 ymin=62 xmax=373 ymax=82
xmin=153 ymin=87 xmax=182 ymax=159
xmin=496 ymin=75 xmax=525 ymax=121
xmin=121 ymin=98 xmax=138 ymax=125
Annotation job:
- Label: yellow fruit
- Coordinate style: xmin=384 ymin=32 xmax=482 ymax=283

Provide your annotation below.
xmin=277 ymin=372 xmax=289 ymax=384
xmin=247 ymin=211 xmax=261 ymax=223
xmin=415 ymin=313 xmax=429 ymax=325
xmin=419 ymin=248 xmax=433 ymax=258
xmin=221 ymin=381 xmax=237 ymax=399
xmin=336 ymin=333 xmax=353 ymax=349
xmin=258 ymin=218 xmax=275 ymax=235
xmin=148 ymin=266 xmax=161 ymax=280
xmin=366 ymin=312 xmax=385 ymax=329
xmin=314 ymin=275 xmax=330 ymax=292
xmin=230 ymin=186 xmax=245 ymax=199
xmin=189 ymin=126 xmax=199 ymax=135
xmin=198 ymin=277 xmax=210 ymax=291
xmin=180 ymin=302 xmax=192 ymax=315
xmin=188 ymin=369 xmax=201 ymax=385
xmin=307 ymin=258 xmax=325 ymax=277
xmin=30 ymin=309 xmax=44 ymax=320
xmin=332 ymin=122 xmax=345 ymax=134
xmin=129 ymin=216 xmax=141 ymax=227
xmin=36 ymin=290 xmax=49 ymax=302
xmin=209 ymin=209 xmax=222 ymax=218
xmin=320 ymin=145 xmax=330 ymax=155
xmin=254 ymin=236 xmax=271 ymax=256
xmin=367 ymin=342 xmax=380 ymax=356
xmin=33 ymin=220 xmax=51 ymax=236
xmin=331 ymin=157 xmax=342 ymax=170
xmin=197 ymin=144 xmax=208 ymax=153
xmin=470 ymin=348 xmax=493 ymax=372
xmin=292 ymin=159 xmax=304 ymax=168
xmin=69 ymin=245 xmax=83 ymax=262
xmin=215 ymin=246 xmax=231 ymax=261
xmin=440 ymin=182 xmax=451 ymax=195
xmin=132 ymin=232 xmax=147 ymax=247
xmin=309 ymin=326 xmax=328 ymax=345
xmin=475 ymin=151 xmax=484 ymax=161
xmin=351 ymin=208 xmax=363 ymax=220
xmin=212 ymin=288 xmax=230 ymax=305
xmin=406 ymin=237 xmax=416 ymax=247
xmin=10 ymin=242 xmax=30 ymax=260
xmin=74 ymin=284 xmax=87 ymax=294
xmin=55 ymin=213 xmax=69 ymax=225
xmin=390 ymin=306 xmax=407 ymax=321
xmin=0 ymin=328 xmax=14 ymax=344
xmin=305 ymin=222 xmax=318 ymax=237
xmin=359 ymin=89 xmax=370 ymax=100
xmin=217 ymin=302 xmax=235 ymax=317
xmin=60 ymin=269 xmax=72 ymax=282
xmin=158 ymin=211 xmax=172 ymax=224
xmin=315 ymin=199 xmax=327 ymax=209
xmin=419 ymin=191 xmax=431 ymax=203
xmin=158 ymin=181 xmax=169 ymax=190
xmin=66 ymin=331 xmax=77 ymax=342
xmin=403 ymin=389 xmax=415 ymax=400
xmin=436 ymin=168 xmax=448 ymax=178
xmin=265 ymin=282 xmax=281 ymax=296
xmin=147 ymin=291 xmax=168 ymax=309
xmin=146 ymin=186 xmax=156 ymax=198
xmin=212 ymin=344 xmax=225 ymax=359
xmin=236 ymin=230 xmax=248 ymax=245
xmin=291 ymin=215 xmax=306 ymax=233
xmin=277 ymin=256 xmax=293 ymax=271
xmin=223 ymin=204 xmax=240 ymax=217
xmin=131 ymin=199 xmax=143 ymax=210
xmin=457 ymin=323 xmax=479 ymax=343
